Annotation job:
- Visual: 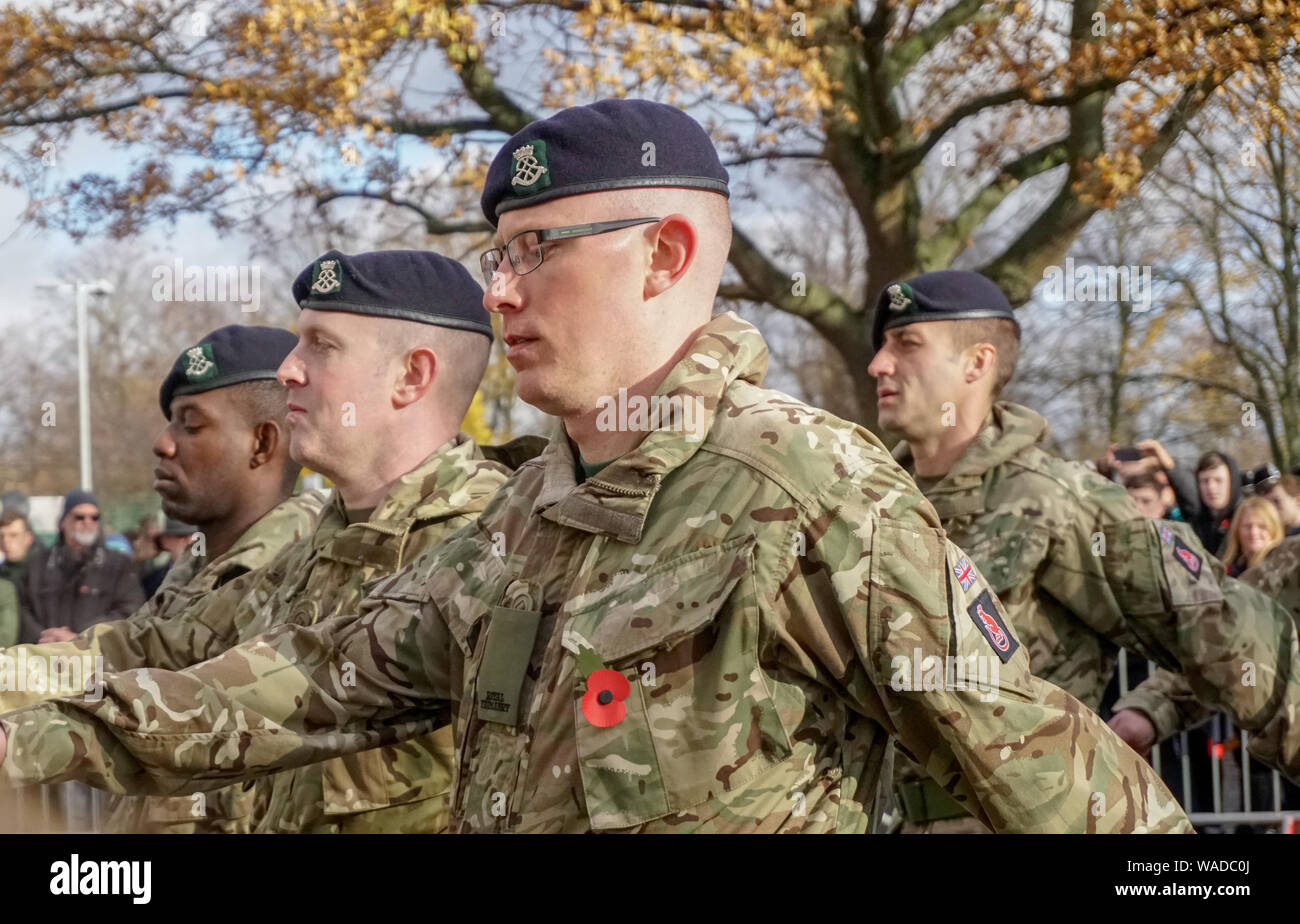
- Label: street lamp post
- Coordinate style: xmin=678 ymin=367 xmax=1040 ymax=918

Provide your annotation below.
xmin=34 ymin=278 xmax=115 ymax=492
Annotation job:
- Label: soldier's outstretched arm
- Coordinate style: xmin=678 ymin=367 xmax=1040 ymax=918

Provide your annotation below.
xmin=798 ymin=471 xmax=1191 ymax=833
xmin=0 ymin=583 xmax=454 ymax=795
xmin=1112 ymin=536 xmax=1300 ymax=754
xmin=0 ymin=569 xmax=258 ymax=714
xmin=1037 ymin=484 xmax=1300 ymax=779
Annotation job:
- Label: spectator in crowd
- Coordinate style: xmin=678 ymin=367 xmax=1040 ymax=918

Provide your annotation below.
xmin=139 ymin=518 xmax=196 ymax=599
xmin=0 ymin=498 xmax=31 ymax=647
xmin=0 ymin=508 xmax=39 ymax=587
xmin=1221 ymin=496 xmax=1284 ymax=577
xmin=1097 ymin=442 xmax=1186 ymax=519
xmin=1253 ymin=468 xmax=1300 ymax=537
xmin=0 ymin=509 xmax=42 ymax=634
xmin=21 ymin=489 xmax=144 ymax=644
xmin=1122 ymin=471 xmax=1170 ymax=519
xmin=1135 ymin=440 xmax=1242 ymax=554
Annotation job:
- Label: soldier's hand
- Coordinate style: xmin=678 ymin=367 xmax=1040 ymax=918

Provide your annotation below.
xmin=39 ymin=627 xmax=76 ymax=643
xmin=1108 ymin=709 xmax=1157 ymax=756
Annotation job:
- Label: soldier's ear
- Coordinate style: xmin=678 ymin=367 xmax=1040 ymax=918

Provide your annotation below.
xmin=392 ymin=346 xmax=438 ymax=409
xmin=250 ymin=420 xmax=280 ymax=469
xmin=643 ymin=214 xmax=696 ymax=300
xmin=963 ymin=342 xmax=998 ymax=386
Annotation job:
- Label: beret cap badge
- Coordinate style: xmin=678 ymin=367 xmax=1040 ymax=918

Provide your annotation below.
xmin=887 ymin=283 xmax=912 ymax=313
xmin=183 ymin=344 xmax=217 ymax=382
xmin=311 ymin=259 xmax=342 ymax=295
xmin=511 ymin=141 xmax=550 ymax=195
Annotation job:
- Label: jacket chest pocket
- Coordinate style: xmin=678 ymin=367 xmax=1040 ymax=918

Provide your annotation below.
xmin=565 ymin=535 xmax=792 ymax=831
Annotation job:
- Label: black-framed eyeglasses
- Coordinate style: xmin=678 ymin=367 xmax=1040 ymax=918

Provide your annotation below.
xmin=72 ymin=513 xmax=100 ymax=522
xmin=479 ymin=217 xmax=662 ymax=287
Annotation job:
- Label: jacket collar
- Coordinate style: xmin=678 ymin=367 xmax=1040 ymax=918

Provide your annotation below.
xmin=316 ymin=434 xmax=505 ymax=549
xmin=174 ymin=491 xmax=326 ymax=591
xmin=892 ymin=402 xmax=1051 ymax=520
xmin=532 ymin=311 xmax=770 ymax=543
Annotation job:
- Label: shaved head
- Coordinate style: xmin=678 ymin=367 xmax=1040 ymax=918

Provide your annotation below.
xmin=378 ymin=315 xmax=492 ymax=424
xmin=605 ymin=187 xmax=732 ymax=302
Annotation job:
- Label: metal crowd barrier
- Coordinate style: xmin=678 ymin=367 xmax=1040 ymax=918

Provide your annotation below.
xmin=1115 ymin=649 xmax=1300 ymax=832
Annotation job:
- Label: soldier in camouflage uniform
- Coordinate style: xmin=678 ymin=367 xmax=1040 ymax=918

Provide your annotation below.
xmin=0 ymin=101 xmax=1191 ymax=833
xmin=0 ymin=325 xmax=325 ymax=832
xmin=866 ymin=270 xmax=1300 ymax=831
xmin=178 ymin=249 xmax=540 ymax=834
xmin=1111 ymin=535 xmax=1300 ymax=754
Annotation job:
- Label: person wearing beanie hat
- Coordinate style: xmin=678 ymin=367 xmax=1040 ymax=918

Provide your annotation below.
xmin=867 ymin=269 xmax=1300 ymax=829
xmin=21 ymin=489 xmax=142 ymax=645
xmin=2 ymin=101 xmax=1198 ymax=834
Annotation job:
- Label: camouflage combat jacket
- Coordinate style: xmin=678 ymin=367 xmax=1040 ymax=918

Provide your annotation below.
xmin=0 ymin=315 xmax=1191 ymax=833
xmin=103 ymin=492 xmax=327 ymax=832
xmin=146 ymin=492 xmax=328 ymax=623
xmin=0 ymin=436 xmax=540 ymax=833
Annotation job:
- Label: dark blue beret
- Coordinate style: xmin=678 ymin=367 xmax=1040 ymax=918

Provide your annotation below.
xmin=159 ymin=325 xmax=297 ymax=418
xmin=481 ymin=99 xmax=730 ymax=226
xmin=292 ymin=249 xmax=490 ymax=338
xmin=871 ymin=270 xmax=1019 ymax=350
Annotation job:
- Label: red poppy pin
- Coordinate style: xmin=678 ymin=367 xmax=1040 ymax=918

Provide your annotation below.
xmin=577 ymin=647 xmax=629 ymax=728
